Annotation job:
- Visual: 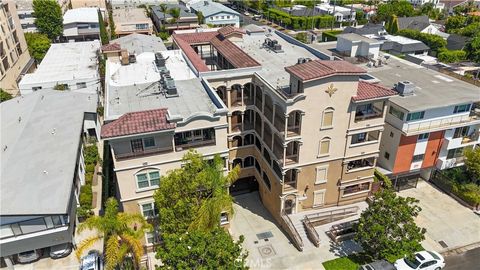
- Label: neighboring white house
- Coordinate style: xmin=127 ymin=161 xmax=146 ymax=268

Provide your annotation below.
xmin=63 ymin=8 xmax=101 ymax=41
xmin=110 ymin=0 xmax=173 ymax=9
xmin=407 ymin=0 xmax=445 ymax=10
xmin=189 ymin=0 xmax=240 ymax=27
xmin=315 ymin=3 xmax=356 ymax=23
xmin=336 ymin=33 xmax=381 ymax=59
xmin=19 ymin=41 xmax=101 ymax=95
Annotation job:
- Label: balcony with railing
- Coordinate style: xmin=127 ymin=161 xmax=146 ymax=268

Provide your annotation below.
xmin=286 ymin=111 xmax=302 ymax=137
xmin=116 ymin=145 xmax=173 ymax=159
xmin=284 ymin=169 xmax=298 ymax=191
xmin=404 ymin=112 xmax=480 ymax=134
xmin=243 ymin=83 xmax=254 ymax=106
xmin=174 ymin=128 xmax=216 ymax=151
xmin=230 ymin=85 xmax=243 ymax=107
xmin=283 ymin=141 xmax=300 ymax=165
xmin=354 ymin=101 xmax=384 ymax=122
xmin=231 ymin=111 xmax=243 ymax=133
xmin=346 ymin=157 xmax=375 ymax=172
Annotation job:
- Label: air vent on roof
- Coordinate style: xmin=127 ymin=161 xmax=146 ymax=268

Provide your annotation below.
xmin=263 ymin=38 xmax=284 ymax=53
xmin=395 ymin=81 xmax=415 ymax=96
xmin=297 ymin=57 xmax=312 ymax=64
xmin=129 ymin=54 xmax=136 ymax=63
xmin=161 ymin=73 xmax=178 ymax=96
xmin=155 ymin=52 xmax=166 ymax=68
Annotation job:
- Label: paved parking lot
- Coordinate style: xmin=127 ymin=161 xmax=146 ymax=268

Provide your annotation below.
xmin=399 ymin=180 xmax=480 ymax=253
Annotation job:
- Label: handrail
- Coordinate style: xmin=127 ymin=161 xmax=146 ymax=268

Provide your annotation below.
xmin=405 ymin=114 xmax=479 ymax=133
xmin=281 ymin=210 xmax=303 ymax=251
xmin=115 ymin=146 xmax=173 ymax=159
xmin=303 ymin=217 xmax=320 ymax=247
xmin=304 ymin=206 xmax=359 ymax=221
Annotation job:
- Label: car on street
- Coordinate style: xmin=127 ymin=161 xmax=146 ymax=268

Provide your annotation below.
xmin=80 ymin=250 xmax=103 ymax=270
xmin=16 ymin=249 xmax=42 ymax=264
xmin=244 ymin=11 xmax=250 ymax=16
xmin=49 ymin=243 xmax=72 ymax=259
xmin=394 ymin=250 xmax=445 ymax=270
xmin=359 ymin=259 xmax=396 ymax=270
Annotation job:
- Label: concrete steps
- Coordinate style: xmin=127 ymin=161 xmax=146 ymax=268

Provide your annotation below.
xmin=292 ymin=219 xmax=316 ymax=250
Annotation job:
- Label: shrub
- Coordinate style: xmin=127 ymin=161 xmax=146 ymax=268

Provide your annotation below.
xmin=158 ymin=31 xmax=169 ymax=41
xmin=374 ymin=169 xmax=393 ymax=189
xmin=295 ymin=32 xmax=307 ymax=43
xmin=79 ymin=184 xmax=93 ymax=207
xmin=84 ymin=145 xmax=99 ymax=165
xmin=438 ymin=49 xmax=467 ymax=63
xmin=322 ymin=30 xmax=342 ymax=42
xmin=97 ymin=106 xmax=104 ymax=117
xmin=396 ymin=29 xmax=447 ymax=52
xmin=86 ymin=163 xmax=96 ymax=174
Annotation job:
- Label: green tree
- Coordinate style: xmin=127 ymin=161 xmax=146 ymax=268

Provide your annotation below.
xmin=437 ymin=49 xmax=466 ymax=63
xmin=376 ymin=0 xmax=414 ymax=23
xmin=32 ymin=0 xmax=63 ymax=40
xmin=76 ymin=198 xmax=152 ymax=270
xmin=98 ymin=9 xmax=108 ymax=45
xmin=396 ymin=29 xmax=447 ymax=52
xmin=169 ymin=8 xmax=181 ymax=30
xmin=295 ymin=32 xmax=307 ymax=43
xmin=154 ymin=151 xmax=240 ymax=235
xmin=355 ymin=188 xmax=425 ymax=262
xmin=464 ymin=147 xmax=480 ymax=182
xmin=0 ymin=89 xmax=13 ymax=102
xmin=197 ymin=11 xmax=204 ymax=24
xmin=156 ymin=228 xmax=248 ymax=269
xmin=24 ymin=32 xmax=51 ymax=62
xmin=445 ymin=15 xmax=467 ymax=33
xmin=465 ymin=34 xmax=480 ymax=63
xmin=159 ymin=3 xmax=168 ymax=23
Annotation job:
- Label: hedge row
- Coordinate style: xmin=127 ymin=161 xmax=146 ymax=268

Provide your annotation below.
xmin=322 ymin=30 xmax=343 ymax=42
xmin=267 ymin=8 xmax=334 ymax=30
xmin=77 ymin=145 xmax=100 ymax=219
xmin=396 ymin=29 xmax=447 ymax=52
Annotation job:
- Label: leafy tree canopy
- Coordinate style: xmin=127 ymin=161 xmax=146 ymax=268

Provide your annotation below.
xmin=24 ymin=32 xmax=51 ymax=63
xmin=156 ymin=228 xmax=248 ymax=269
xmin=33 ymin=0 xmax=63 ymax=39
xmin=154 ymin=151 xmax=239 ymax=235
xmin=0 ymin=89 xmax=13 ymax=102
xmin=375 ymin=0 xmax=414 ymax=23
xmin=465 ymin=34 xmax=480 ymax=63
xmin=396 ymin=29 xmax=447 ymax=51
xmin=464 ymin=147 xmax=480 ymax=182
xmin=355 ymin=188 xmax=425 ymax=262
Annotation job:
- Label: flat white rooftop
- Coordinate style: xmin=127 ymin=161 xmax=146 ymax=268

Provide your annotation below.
xmin=383 ymin=34 xmax=421 ymax=45
xmin=19 ymin=41 xmax=100 ymax=88
xmin=238 ymin=30 xmax=320 ymax=88
xmin=105 ymin=50 xmax=220 ymax=121
xmin=63 ymin=7 xmax=99 ymax=24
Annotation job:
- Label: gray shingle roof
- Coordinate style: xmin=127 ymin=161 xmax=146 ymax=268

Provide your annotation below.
xmin=110 ymin=33 xmax=167 ymax=54
xmin=190 ymin=0 xmax=239 ymax=17
xmin=397 ymin=15 xmax=430 ymax=31
xmin=446 ymin=34 xmax=470 ymax=50
xmin=343 ymin=23 xmax=385 ymax=35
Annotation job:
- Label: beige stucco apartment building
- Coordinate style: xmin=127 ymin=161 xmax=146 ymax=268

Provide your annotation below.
xmin=71 ymin=0 xmax=106 ymax=9
xmin=112 ymin=8 xmax=153 ymax=36
xmin=0 ymin=0 xmax=32 ymax=95
xmin=101 ymin=27 xmax=396 ymax=250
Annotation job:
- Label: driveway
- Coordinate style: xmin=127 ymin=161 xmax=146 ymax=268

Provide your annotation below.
xmin=230 ymin=192 xmax=363 ymax=270
xmin=9 ymin=228 xmax=103 ymax=270
xmin=398 ymin=180 xmax=480 ymax=252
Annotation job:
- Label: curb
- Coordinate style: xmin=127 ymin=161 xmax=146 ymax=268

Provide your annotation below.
xmin=440 ymin=242 xmax=480 ymax=257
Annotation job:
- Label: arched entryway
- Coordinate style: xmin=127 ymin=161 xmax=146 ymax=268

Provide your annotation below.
xmin=283 ymin=194 xmax=296 ymax=215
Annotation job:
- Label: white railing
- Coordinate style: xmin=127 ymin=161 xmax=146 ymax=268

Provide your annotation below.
xmin=404 ymin=114 xmax=479 ymax=133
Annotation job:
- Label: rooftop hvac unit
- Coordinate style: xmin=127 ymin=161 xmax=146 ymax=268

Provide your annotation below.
xmin=297 ymin=57 xmax=312 ymax=64
xmin=164 ymin=78 xmax=177 ymax=96
xmin=129 ymin=54 xmax=136 ymax=64
xmin=155 ymin=52 xmax=165 ymax=68
xmin=395 ymin=81 xmax=415 ymax=96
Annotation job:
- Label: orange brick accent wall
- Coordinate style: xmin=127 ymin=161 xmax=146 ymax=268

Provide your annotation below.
xmin=393 ymin=134 xmax=417 ymax=174
xmin=422 ymin=131 xmax=444 ymax=169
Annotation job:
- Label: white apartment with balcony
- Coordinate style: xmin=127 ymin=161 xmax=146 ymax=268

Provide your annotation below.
xmin=372 ymin=56 xmax=480 ymax=180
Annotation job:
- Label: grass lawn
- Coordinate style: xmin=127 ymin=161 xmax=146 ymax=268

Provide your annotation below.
xmin=323 ymin=253 xmax=370 ymax=270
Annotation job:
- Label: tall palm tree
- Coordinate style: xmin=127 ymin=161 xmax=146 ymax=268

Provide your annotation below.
xmin=169 ymin=8 xmax=181 ymax=31
xmin=76 ymin=198 xmax=152 ymax=270
xmin=159 ymin=3 xmax=168 ymax=23
xmin=189 ymin=155 xmax=240 ymax=231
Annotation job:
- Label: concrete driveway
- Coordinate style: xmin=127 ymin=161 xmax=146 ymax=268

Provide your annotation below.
xmin=230 ymin=192 xmax=364 ymax=270
xmin=399 ymin=180 xmax=480 ymax=253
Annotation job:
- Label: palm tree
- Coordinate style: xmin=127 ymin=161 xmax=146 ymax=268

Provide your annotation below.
xmin=159 ymin=3 xmax=168 ymax=23
xmin=189 ymin=155 xmax=240 ymax=231
xmin=76 ymin=198 xmax=152 ymax=270
xmin=169 ymin=8 xmax=181 ymax=31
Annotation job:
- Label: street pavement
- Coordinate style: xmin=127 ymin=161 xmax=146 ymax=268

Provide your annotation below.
xmin=444 ymin=247 xmax=480 ymax=270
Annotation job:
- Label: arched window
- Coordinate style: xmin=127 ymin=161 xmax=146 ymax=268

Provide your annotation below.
xmin=244 ymin=133 xmax=254 ymax=145
xmin=244 ymin=156 xmax=254 ymax=167
xmin=135 ymin=169 xmax=160 ymax=189
xmin=322 ymin=107 xmax=334 ymax=129
xmin=318 ymin=137 xmax=331 ymax=156
xmin=232 ymin=158 xmax=243 ymax=168
xmin=232 ymin=136 xmax=242 ymax=147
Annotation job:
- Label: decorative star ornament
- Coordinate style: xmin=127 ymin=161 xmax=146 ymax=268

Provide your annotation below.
xmin=325 ymin=83 xmax=337 ymax=97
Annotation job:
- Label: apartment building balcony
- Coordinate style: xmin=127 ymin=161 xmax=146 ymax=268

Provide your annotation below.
xmin=231 ymin=85 xmax=243 ymax=107
xmin=174 ymin=128 xmax=216 ymax=151
xmin=286 ymin=111 xmax=302 ymax=137
xmin=354 ymin=101 xmax=384 ymax=122
xmin=461 ymin=132 xmax=479 ymax=144
xmin=175 ymin=138 xmax=216 ymax=151
xmin=243 ymin=83 xmax=254 ymax=106
xmin=436 ymin=156 xmax=465 ymax=170
xmin=115 ymin=145 xmax=173 ymax=160
xmin=231 ymin=111 xmax=243 ymax=133
xmin=215 ymin=86 xmax=228 ymax=107
xmin=283 ymin=169 xmax=299 ymax=192
xmin=346 ymin=157 xmax=375 ymax=172
xmin=402 ymin=111 xmax=480 ymax=135
xmin=282 ymin=141 xmax=300 ymax=165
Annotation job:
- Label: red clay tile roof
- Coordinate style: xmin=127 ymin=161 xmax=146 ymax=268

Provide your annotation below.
xmin=285 ymin=60 xmax=366 ymax=81
xmin=210 ymin=35 xmax=260 ymax=68
xmin=173 ymin=31 xmax=218 ymax=45
xmin=101 ymin=109 xmax=175 ymax=139
xmin=218 ymin=26 xmax=246 ymax=37
xmin=102 ymin=43 xmax=121 ymax=52
xmin=172 ymin=27 xmax=260 ymax=72
xmin=353 ymin=81 xmax=397 ymax=101
xmin=173 ymin=36 xmax=210 ymax=72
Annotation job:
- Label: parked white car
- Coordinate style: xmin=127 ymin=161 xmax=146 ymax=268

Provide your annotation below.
xmin=394 ymin=251 xmax=445 ymax=270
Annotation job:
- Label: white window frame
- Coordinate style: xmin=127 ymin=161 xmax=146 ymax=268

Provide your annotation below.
xmin=140 ymin=201 xmax=158 ymax=218
xmin=135 ymin=170 xmax=160 ymax=190
xmin=315 ymin=165 xmax=328 ymax=185
xmin=313 ymin=190 xmax=326 ymax=207
xmin=321 ymin=108 xmax=334 ymax=130
xmin=317 ymin=137 xmax=331 ymax=157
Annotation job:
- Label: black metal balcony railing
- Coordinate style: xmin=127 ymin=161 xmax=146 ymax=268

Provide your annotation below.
xmin=116 ymin=146 xmax=173 ymax=159
xmin=175 ymin=139 xmax=216 ymax=151
xmin=354 ymin=111 xmax=383 ymax=122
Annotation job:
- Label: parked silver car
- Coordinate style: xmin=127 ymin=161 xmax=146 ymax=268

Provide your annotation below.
xmin=49 ymin=243 xmax=72 ymax=259
xmin=16 ymin=249 xmax=42 ymax=264
xmin=360 ymin=260 xmax=396 ymax=270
